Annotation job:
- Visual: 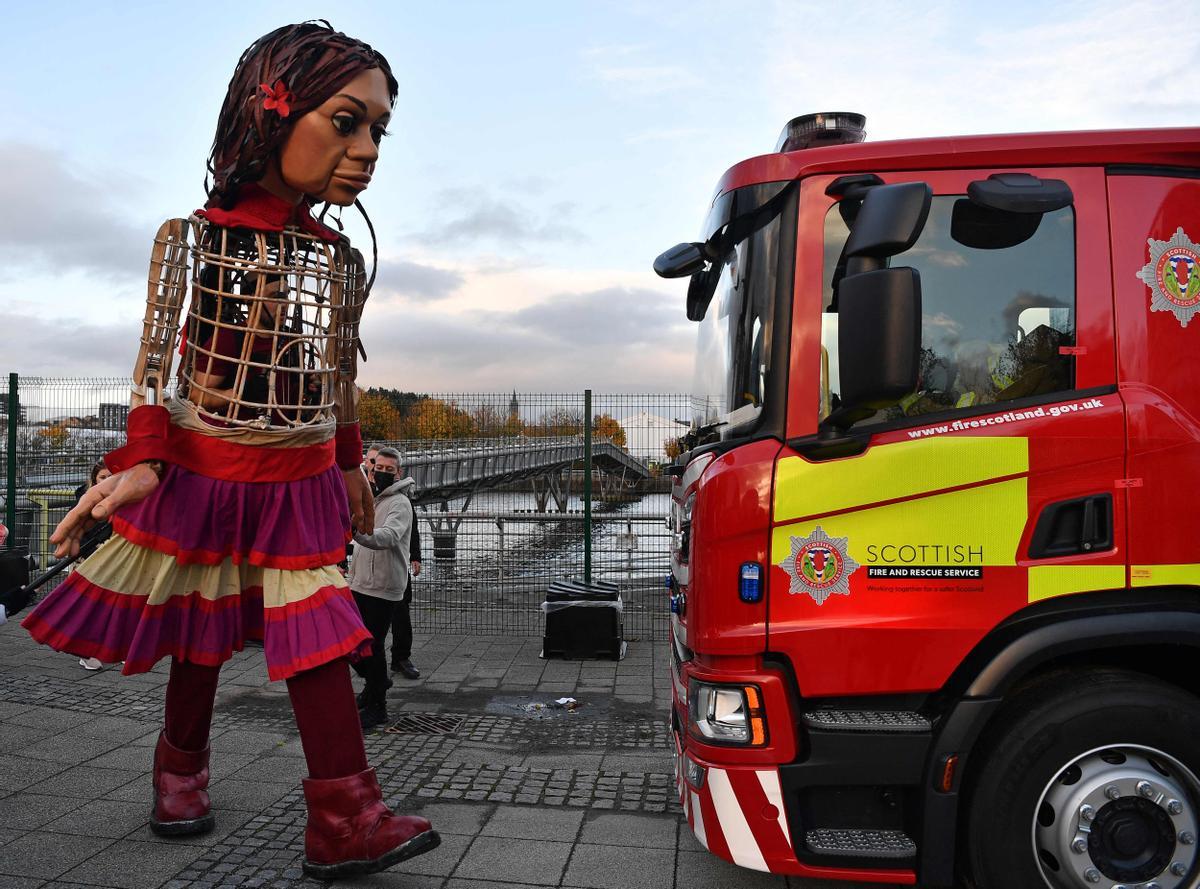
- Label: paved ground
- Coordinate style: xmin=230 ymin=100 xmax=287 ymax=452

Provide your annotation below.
xmin=0 ymin=625 xmax=887 ymax=889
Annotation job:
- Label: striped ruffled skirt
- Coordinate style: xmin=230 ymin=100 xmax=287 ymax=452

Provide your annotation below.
xmin=23 ymin=462 xmax=371 ymax=681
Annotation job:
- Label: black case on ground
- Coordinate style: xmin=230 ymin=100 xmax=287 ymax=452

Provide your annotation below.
xmin=542 ymin=579 xmax=624 ymax=659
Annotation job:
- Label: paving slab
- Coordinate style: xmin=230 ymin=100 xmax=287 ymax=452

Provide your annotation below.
xmin=25 ymin=764 xmax=143 ymax=799
xmin=412 ymin=801 xmax=494 ymax=836
xmin=0 ymin=829 xmax=116 ymax=879
xmin=563 ymin=842 xmax=675 ymax=889
xmin=18 ymin=732 xmax=127 ymax=765
xmin=480 ymin=804 xmax=585 ymax=840
xmin=675 ymin=848 xmax=791 ymax=887
xmin=453 ymin=835 xmax=573 ymax=885
xmin=207 ymin=778 xmax=295 ymax=812
xmin=578 ymin=811 xmax=678 ymax=849
xmin=0 ymin=754 xmax=71 ymax=792
xmin=0 ymin=791 xmax=86 ymax=830
xmin=383 ymin=830 xmax=471 ymax=877
xmin=60 ymin=839 xmax=203 ymax=889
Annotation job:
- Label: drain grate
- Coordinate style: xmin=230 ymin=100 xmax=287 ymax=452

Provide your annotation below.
xmin=384 ymin=713 xmax=466 ymax=735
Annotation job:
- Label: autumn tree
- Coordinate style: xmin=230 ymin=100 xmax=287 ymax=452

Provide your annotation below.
xmin=592 ymin=414 xmax=627 ymax=448
xmin=535 ymin=408 xmax=583 ymax=437
xmin=359 ymin=391 xmax=403 ymax=441
xmin=471 ymin=403 xmax=508 ymax=437
xmin=404 ymin=398 xmax=477 ymax=439
xmin=38 ymin=422 xmax=70 ymax=449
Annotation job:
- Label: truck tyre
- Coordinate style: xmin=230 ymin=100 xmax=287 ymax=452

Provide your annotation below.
xmin=962 ymin=669 xmax=1200 ymax=889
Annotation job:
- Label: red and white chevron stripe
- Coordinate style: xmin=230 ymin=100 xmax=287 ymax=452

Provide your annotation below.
xmin=682 ymin=763 xmax=793 ymax=872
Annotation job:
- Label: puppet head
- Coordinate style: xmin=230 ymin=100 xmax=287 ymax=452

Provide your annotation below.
xmin=207 ymin=21 xmax=397 ymax=209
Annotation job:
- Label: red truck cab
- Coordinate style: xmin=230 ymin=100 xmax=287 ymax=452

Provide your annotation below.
xmin=658 ymin=114 xmax=1200 ymax=888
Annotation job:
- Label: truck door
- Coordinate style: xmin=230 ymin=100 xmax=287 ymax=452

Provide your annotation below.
xmin=769 ymin=167 xmax=1124 ymax=697
xmin=1109 ymin=170 xmax=1200 ymax=589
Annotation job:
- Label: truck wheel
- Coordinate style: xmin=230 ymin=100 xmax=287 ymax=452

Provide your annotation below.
xmin=963 ymin=669 xmax=1200 ymax=889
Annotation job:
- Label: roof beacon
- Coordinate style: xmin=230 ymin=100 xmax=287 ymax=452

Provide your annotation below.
xmin=775 ymin=112 xmax=866 ymax=153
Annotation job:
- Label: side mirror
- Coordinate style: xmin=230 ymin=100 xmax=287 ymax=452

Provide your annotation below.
xmin=654 ymin=242 xmax=707 ymax=278
xmin=843 ymin=182 xmax=932 ymax=275
xmin=829 ymin=267 xmax=921 ymax=427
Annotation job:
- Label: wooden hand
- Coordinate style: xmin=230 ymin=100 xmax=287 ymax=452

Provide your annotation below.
xmin=49 ymin=463 xmax=161 ymax=558
xmin=343 ymin=468 xmax=375 ymax=535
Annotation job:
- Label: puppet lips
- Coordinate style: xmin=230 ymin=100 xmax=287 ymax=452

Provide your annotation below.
xmin=333 ymin=172 xmax=371 ymax=188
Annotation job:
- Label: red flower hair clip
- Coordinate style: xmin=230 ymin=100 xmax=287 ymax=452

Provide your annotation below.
xmin=259 ymin=80 xmax=293 ymax=118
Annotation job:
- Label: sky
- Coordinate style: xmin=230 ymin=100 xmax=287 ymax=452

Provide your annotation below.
xmin=0 ymin=0 xmax=1196 ymax=394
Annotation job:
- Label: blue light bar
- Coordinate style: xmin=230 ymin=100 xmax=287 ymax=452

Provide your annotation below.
xmin=738 ymin=562 xmax=763 ymax=603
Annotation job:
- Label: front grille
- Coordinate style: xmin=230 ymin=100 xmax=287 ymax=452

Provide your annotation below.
xmin=805 ymin=828 xmax=916 ymax=859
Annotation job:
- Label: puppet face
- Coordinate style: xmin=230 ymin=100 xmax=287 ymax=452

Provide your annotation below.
xmin=276 ymin=67 xmax=392 ymax=206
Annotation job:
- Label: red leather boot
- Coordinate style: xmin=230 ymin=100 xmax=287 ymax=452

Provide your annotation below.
xmin=149 ymin=731 xmax=215 ymax=836
xmin=301 ymin=768 xmax=439 ymax=878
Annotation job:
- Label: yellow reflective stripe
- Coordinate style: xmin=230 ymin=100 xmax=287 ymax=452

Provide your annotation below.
xmin=1131 ymin=564 xmax=1200 ymax=588
xmin=772 ymin=478 xmax=1027 ymax=569
xmin=774 ymin=437 xmax=1029 ymax=523
xmin=1028 ymin=565 xmax=1126 ymax=603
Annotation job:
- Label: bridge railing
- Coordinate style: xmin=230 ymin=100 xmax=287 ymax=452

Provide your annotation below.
xmin=2 ymin=377 xmax=693 ymax=640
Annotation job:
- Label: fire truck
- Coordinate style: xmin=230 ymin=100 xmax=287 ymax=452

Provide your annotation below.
xmin=655 ymin=113 xmax=1200 ymax=889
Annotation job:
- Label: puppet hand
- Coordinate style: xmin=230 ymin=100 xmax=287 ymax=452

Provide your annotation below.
xmin=343 ymin=468 xmax=375 ymax=535
xmin=50 ymin=464 xmax=160 ymax=558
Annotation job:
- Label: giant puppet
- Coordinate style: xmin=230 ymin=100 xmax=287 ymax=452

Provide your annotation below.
xmin=18 ymin=22 xmax=439 ymax=879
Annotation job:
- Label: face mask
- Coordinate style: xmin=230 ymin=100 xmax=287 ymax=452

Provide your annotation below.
xmin=373 ymin=471 xmax=396 ymax=492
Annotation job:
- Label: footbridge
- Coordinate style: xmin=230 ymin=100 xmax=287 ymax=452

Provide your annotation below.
xmin=388 ymin=436 xmax=651 ymax=507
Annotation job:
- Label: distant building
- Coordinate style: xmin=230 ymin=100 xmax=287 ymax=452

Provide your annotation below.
xmin=98 ymin=402 xmax=129 ymax=431
xmin=618 ymin=411 xmax=682 ymax=461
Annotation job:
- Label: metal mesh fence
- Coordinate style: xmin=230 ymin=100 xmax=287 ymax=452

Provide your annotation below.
xmin=2 ymin=377 xmax=689 ymax=641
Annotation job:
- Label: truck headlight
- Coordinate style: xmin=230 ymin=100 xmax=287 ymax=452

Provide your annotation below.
xmin=688 ymin=681 xmax=766 ymax=745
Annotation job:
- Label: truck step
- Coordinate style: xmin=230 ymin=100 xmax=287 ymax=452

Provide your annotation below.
xmin=804 ymin=828 xmax=917 ymax=859
xmin=803 ymin=709 xmax=930 ymax=732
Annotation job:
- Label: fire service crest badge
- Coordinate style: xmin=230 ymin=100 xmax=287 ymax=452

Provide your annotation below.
xmin=1138 ymin=227 xmax=1200 ymax=328
xmin=778 ymin=526 xmax=860 ymax=606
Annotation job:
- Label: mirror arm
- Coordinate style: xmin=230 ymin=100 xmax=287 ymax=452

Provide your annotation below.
xmin=790 ymin=423 xmax=871 ymax=460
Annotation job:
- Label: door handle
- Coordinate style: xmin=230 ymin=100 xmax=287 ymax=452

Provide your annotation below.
xmin=1029 ymin=494 xmax=1113 ymax=559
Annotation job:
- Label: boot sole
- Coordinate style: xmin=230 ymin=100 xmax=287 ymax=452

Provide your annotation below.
xmin=302 ymin=828 xmax=441 ymax=879
xmin=149 ymin=813 xmax=215 ymax=837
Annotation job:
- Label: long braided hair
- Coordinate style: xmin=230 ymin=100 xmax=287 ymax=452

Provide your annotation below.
xmin=206 ymin=20 xmax=398 ymax=210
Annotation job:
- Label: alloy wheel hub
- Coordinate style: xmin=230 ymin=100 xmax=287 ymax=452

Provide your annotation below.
xmin=1033 ymin=745 xmax=1200 ymax=889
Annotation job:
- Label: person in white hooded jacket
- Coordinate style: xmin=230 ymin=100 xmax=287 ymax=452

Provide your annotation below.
xmin=347 ymin=447 xmax=416 ymax=730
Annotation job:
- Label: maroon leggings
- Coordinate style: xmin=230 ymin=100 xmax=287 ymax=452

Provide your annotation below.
xmin=163 ymin=656 xmax=368 ymax=780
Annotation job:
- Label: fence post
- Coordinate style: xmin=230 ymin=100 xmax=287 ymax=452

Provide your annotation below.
xmin=5 ymin=373 xmax=16 ymax=548
xmin=583 ymin=388 xmax=592 ymax=585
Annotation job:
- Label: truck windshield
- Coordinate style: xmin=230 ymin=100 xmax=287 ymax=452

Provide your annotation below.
xmin=691 ymin=207 xmax=786 ymax=431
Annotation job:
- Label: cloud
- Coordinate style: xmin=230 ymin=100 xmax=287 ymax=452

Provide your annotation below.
xmin=357 ymin=285 xmax=694 ymax=392
xmin=411 ymin=191 xmax=583 ymax=250
xmin=763 ymin=0 xmax=1200 ymax=136
xmin=0 ymin=142 xmax=149 ymax=280
xmin=0 ymin=311 xmax=137 ymax=376
xmin=373 ymin=259 xmax=464 ymax=303
xmin=506 ymin=286 xmax=683 ymax=347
